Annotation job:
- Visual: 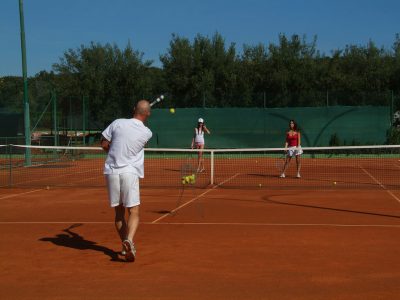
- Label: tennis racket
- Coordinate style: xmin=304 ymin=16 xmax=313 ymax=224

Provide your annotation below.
xmin=275 ymin=152 xmax=287 ymax=172
xmin=150 ymin=94 xmax=164 ymax=107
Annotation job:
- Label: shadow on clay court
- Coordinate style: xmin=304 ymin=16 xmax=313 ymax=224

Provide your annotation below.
xmin=263 ymin=198 xmax=400 ymax=220
xmin=39 ymin=223 xmax=124 ymax=262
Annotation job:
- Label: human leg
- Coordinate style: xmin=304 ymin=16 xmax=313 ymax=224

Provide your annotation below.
xmin=106 ymin=174 xmax=126 ymax=244
xmin=114 ymin=204 xmax=127 ymax=242
xmin=119 ymin=173 xmax=140 ymax=261
xmin=296 ymin=155 xmax=301 ymax=178
xmin=197 ymin=144 xmax=205 ymax=172
xmin=126 ymin=205 xmax=140 ymax=242
xmin=280 ymin=156 xmax=292 ymax=177
xmin=121 ymin=206 xmax=139 ymax=262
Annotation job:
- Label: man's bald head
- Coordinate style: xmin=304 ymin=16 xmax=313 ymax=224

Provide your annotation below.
xmin=133 ymin=100 xmax=151 ymax=122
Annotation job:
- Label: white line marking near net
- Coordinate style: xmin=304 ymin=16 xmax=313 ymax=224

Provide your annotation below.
xmin=360 ymin=165 xmax=400 ymax=204
xmin=1 ymin=166 xmax=100 ymax=188
xmin=0 ymin=221 xmax=112 ymax=224
xmin=0 ymin=189 xmax=44 ymax=200
xmin=0 ymin=221 xmax=399 ymax=228
xmin=151 ymin=173 xmax=240 ymax=224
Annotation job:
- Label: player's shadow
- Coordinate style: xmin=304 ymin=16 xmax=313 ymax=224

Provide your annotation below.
xmin=39 ymin=224 xmax=124 ymax=262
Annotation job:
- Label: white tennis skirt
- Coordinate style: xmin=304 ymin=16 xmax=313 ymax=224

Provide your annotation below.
xmin=287 ymin=146 xmax=303 ymax=157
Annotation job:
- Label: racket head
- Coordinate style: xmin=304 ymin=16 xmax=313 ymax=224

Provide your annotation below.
xmin=275 ymin=152 xmax=286 ymax=172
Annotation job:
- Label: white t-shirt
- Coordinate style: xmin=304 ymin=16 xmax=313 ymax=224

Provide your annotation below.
xmin=102 ymin=118 xmax=152 ymax=177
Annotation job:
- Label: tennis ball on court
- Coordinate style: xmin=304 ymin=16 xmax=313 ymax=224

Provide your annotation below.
xmin=169 ymin=108 xmax=175 ymax=114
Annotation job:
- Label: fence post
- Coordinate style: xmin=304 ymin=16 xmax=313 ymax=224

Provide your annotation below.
xmin=8 ymin=145 xmax=12 ymax=187
xmin=210 ymin=150 xmax=214 ymax=185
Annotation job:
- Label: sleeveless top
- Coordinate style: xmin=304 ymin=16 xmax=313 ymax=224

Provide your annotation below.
xmin=286 ymin=131 xmax=299 ymax=147
xmin=194 ymin=128 xmax=205 ymax=144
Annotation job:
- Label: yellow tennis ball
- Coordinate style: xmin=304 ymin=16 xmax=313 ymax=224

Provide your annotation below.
xmin=169 ymin=108 xmax=175 ymax=114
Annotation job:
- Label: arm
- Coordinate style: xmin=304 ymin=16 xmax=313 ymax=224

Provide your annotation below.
xmin=284 ymin=132 xmax=288 ymax=150
xmin=101 ymin=120 xmax=115 ymax=153
xmin=101 ymin=136 xmax=111 ymax=153
xmin=191 ymin=129 xmax=195 ymax=149
xmin=203 ymin=125 xmax=211 ymax=134
xmin=297 ymin=132 xmax=301 ymax=147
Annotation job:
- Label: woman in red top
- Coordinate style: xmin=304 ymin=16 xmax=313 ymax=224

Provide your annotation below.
xmin=280 ymin=119 xmax=303 ymax=178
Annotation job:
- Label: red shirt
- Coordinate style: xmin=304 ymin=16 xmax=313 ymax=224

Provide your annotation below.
xmin=286 ymin=132 xmax=299 ymax=147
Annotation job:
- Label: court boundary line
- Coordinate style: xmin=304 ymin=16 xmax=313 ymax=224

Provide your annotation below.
xmin=0 ymin=189 xmax=44 ymax=200
xmin=151 ymin=173 xmax=240 ymax=224
xmin=360 ymin=166 xmax=400 ymax=204
xmin=0 ymin=165 xmax=102 ymax=188
xmin=0 ymin=221 xmax=399 ymax=228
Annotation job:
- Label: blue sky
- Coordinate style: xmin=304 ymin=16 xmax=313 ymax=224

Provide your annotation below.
xmin=1 ymin=0 xmax=399 ymax=76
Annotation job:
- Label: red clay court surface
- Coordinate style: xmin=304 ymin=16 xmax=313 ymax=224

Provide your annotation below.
xmin=1 ymin=180 xmax=400 ymax=300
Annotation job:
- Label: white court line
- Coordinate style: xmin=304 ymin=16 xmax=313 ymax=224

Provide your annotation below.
xmin=0 ymin=189 xmax=44 ymax=200
xmin=360 ymin=166 xmax=400 ymax=204
xmin=151 ymin=173 xmax=240 ymax=224
xmin=1 ymin=167 xmax=99 ymax=188
xmin=0 ymin=221 xmax=399 ymax=228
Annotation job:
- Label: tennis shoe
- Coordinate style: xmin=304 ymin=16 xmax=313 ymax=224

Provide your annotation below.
xmin=122 ymin=239 xmax=136 ymax=262
xmin=279 ymin=173 xmax=285 ymax=178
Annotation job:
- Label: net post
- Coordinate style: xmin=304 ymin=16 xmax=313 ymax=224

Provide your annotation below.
xmin=82 ymin=95 xmax=86 ymax=146
xmin=8 ymin=145 xmax=13 ymax=187
xmin=19 ymin=0 xmax=31 ymax=166
xmin=210 ymin=150 xmax=214 ymax=185
xmin=53 ymin=90 xmax=58 ymax=146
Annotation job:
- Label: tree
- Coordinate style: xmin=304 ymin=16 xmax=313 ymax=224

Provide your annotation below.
xmin=52 ymin=42 xmax=154 ymax=126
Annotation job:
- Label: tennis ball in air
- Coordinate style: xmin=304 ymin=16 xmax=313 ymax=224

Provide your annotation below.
xmin=169 ymin=108 xmax=175 ymax=114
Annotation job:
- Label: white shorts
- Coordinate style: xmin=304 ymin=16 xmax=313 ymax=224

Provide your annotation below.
xmin=105 ymin=173 xmax=140 ymax=208
xmin=287 ymin=146 xmax=303 ymax=157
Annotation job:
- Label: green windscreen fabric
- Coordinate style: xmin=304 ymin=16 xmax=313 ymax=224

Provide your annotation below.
xmin=0 ymin=112 xmax=24 ymax=137
xmin=146 ymin=106 xmax=391 ymax=148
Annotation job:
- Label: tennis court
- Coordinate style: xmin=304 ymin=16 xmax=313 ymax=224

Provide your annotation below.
xmin=1 ymin=145 xmax=400 ymax=299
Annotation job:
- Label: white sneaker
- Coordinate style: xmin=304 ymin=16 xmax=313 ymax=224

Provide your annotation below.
xmin=279 ymin=173 xmax=285 ymax=178
xmin=122 ymin=239 xmax=136 ymax=262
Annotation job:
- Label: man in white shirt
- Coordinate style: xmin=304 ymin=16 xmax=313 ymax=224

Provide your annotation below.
xmin=101 ymin=100 xmax=152 ymax=262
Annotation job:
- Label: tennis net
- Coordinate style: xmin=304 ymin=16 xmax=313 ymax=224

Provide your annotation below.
xmin=1 ymin=144 xmax=399 ymax=189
